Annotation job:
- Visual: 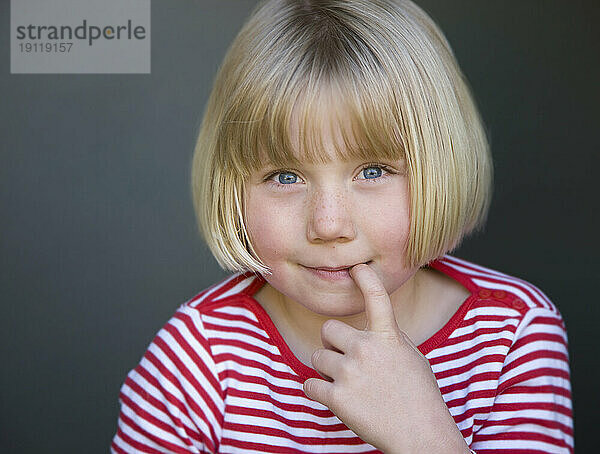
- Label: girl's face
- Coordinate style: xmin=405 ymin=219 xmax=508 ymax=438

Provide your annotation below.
xmin=244 ymin=112 xmax=419 ymax=317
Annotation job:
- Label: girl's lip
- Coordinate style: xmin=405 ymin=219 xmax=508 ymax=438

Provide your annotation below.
xmin=302 ymin=262 xmax=371 ymax=281
xmin=313 ymin=266 xmax=353 ymax=271
xmin=305 ymin=267 xmax=353 ymax=281
xmin=307 ymin=261 xmax=371 ymax=271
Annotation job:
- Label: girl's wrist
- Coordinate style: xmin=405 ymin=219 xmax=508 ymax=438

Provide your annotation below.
xmin=383 ymin=407 xmax=471 ymax=454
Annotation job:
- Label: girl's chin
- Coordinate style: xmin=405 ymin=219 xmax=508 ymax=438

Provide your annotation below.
xmin=299 ymin=298 xmax=366 ymax=318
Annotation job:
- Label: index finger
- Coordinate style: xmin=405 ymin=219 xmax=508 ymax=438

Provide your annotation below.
xmin=349 ymin=263 xmax=396 ymax=332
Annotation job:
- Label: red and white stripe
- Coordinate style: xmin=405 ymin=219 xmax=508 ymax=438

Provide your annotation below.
xmin=112 ymin=255 xmax=573 ymax=453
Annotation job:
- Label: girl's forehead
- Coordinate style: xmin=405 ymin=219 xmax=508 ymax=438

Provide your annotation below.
xmin=259 ymin=127 xmax=367 ymax=169
xmin=253 ymin=114 xmax=402 ymax=171
xmin=289 ymin=88 xmax=351 ymax=138
xmin=289 ymin=119 xmax=355 ymax=159
xmin=285 ymin=95 xmax=369 ymax=160
xmin=243 ymin=82 xmax=406 ymax=173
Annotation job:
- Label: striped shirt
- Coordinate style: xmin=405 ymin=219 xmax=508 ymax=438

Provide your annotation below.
xmin=111 ymin=255 xmax=574 ymax=453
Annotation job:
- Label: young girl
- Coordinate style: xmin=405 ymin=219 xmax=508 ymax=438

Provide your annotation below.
xmin=112 ymin=0 xmax=573 ymax=452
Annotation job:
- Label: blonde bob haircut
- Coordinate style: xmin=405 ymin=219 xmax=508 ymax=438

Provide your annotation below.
xmin=191 ymin=0 xmax=492 ymax=275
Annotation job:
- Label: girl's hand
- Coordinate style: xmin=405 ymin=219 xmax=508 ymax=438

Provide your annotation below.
xmin=302 ymin=263 xmax=471 ymax=454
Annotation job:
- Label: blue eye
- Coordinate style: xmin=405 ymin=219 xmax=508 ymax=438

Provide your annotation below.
xmin=362 ymin=166 xmax=383 ymax=179
xmin=278 ymin=172 xmax=298 ymax=184
xmin=265 ymin=163 xmax=394 ymax=190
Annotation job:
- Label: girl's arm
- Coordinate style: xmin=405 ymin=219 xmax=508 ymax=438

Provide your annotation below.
xmin=469 ymin=306 xmax=573 ymax=453
xmin=111 ymin=305 xmax=225 ymax=454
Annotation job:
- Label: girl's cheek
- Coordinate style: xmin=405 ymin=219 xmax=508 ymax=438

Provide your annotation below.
xmin=246 ymin=209 xmax=291 ymax=259
xmin=375 ymin=199 xmax=410 ymax=241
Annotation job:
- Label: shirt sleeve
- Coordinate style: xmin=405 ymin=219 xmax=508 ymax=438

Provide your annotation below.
xmin=111 ymin=305 xmax=225 ymax=454
xmin=470 ymin=306 xmax=574 ymax=453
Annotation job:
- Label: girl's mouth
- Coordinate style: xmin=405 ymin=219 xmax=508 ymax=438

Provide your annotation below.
xmin=306 ymin=267 xmax=352 ymax=281
xmin=303 ymin=262 xmax=371 ymax=281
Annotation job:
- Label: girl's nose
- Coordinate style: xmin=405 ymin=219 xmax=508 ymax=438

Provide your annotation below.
xmin=306 ymin=189 xmax=356 ymax=244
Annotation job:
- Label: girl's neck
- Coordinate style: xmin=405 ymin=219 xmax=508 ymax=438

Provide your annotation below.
xmin=254 ymin=267 xmax=470 ymax=368
xmin=253 ymin=269 xmax=425 ymax=367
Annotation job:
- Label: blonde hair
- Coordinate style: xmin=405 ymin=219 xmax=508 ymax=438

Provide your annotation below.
xmin=191 ymin=0 xmax=492 ymax=275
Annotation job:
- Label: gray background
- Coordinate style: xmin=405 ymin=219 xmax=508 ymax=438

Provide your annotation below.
xmin=1 ymin=1 xmax=597 ymax=452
